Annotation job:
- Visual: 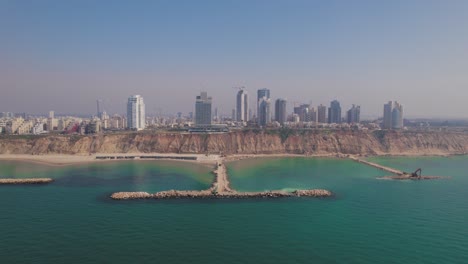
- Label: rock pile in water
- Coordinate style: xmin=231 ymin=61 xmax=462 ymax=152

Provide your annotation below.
xmin=110 ymin=192 xmax=152 ymax=199
xmin=110 ymin=189 xmax=333 ymax=200
xmin=0 ymin=178 xmax=53 ymax=184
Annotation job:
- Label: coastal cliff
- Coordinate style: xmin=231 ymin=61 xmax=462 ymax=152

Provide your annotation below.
xmin=0 ymin=130 xmax=467 ymax=156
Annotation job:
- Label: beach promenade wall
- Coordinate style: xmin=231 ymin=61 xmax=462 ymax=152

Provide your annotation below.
xmin=0 ymin=130 xmax=467 ymax=156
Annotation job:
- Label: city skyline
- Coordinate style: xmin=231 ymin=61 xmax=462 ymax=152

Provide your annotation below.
xmin=2 ymin=1 xmax=468 ymax=118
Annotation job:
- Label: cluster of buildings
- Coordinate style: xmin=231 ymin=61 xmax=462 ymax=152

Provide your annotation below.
xmin=0 ymin=91 xmax=404 ymax=135
xmin=192 ymin=88 xmax=369 ymax=128
xmin=0 ymin=109 xmax=128 ymax=135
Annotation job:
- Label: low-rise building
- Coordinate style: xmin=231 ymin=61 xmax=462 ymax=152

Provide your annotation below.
xmin=32 ymin=123 xmax=45 ymax=134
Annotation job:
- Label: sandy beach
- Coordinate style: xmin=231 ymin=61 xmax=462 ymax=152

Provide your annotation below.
xmin=0 ymin=151 xmax=460 ymax=167
xmin=0 ymin=153 xmax=221 ymax=166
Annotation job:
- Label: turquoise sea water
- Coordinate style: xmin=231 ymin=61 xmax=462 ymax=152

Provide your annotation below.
xmin=1 ymin=157 xmax=467 ymax=264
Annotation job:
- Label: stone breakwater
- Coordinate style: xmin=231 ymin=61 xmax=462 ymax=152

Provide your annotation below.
xmin=0 ymin=178 xmax=53 ymax=184
xmin=377 ymin=175 xmax=448 ymax=180
xmin=348 ymin=155 xmax=404 ymax=175
xmin=110 ymin=189 xmax=333 ymax=200
xmin=110 ymin=158 xmax=332 ymax=201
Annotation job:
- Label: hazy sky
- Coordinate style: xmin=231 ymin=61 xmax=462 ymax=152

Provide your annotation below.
xmin=1 ymin=0 xmax=468 ymax=118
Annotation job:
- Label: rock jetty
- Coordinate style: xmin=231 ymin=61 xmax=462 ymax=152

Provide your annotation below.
xmin=110 ymin=158 xmax=333 ymax=201
xmin=0 ymin=178 xmax=53 ymax=184
xmin=110 ymin=189 xmax=333 ymax=200
xmin=377 ymin=175 xmax=448 ymax=180
xmin=349 ymin=156 xmax=404 ymax=175
xmin=110 ymin=192 xmax=152 ymax=199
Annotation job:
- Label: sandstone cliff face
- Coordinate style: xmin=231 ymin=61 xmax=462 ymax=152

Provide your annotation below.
xmin=0 ymin=130 xmax=467 ymax=155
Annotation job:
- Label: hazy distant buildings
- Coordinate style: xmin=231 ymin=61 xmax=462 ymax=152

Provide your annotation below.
xmin=328 ymin=100 xmax=342 ymax=124
xmin=127 ymin=95 xmax=146 ymax=130
xmin=317 ymin=104 xmax=327 ymax=123
xmin=383 ymin=101 xmax=403 ymax=129
xmin=347 ymin=105 xmax=361 ymax=124
xmin=294 ymin=104 xmax=308 ymax=122
xmin=275 ymin=99 xmax=287 ymax=125
xmin=257 ymin=88 xmax=271 ymax=126
xmin=295 ymin=104 xmax=318 ymax=122
xmin=96 ymin=99 xmax=103 ymax=119
xmin=308 ymin=107 xmax=317 ymax=122
xmin=87 ymin=119 xmax=102 ymax=134
xmin=0 ymin=112 xmax=13 ymax=118
xmin=236 ymin=89 xmax=249 ymax=122
xmin=213 ymin=107 xmax=218 ymax=122
xmin=195 ymin=92 xmax=212 ymax=125
xmin=47 ymin=114 xmax=58 ymax=131
xmin=110 ymin=114 xmax=126 ymax=129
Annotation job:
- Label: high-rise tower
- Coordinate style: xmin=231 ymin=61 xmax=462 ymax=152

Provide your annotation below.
xmin=127 ymin=95 xmax=145 ymax=130
xmin=257 ymin=88 xmax=271 ymax=126
xmin=275 ymin=99 xmax=287 ymax=125
xmin=96 ymin=99 xmax=103 ymax=119
xmin=317 ymin=104 xmax=327 ymax=123
xmin=195 ymin=92 xmax=212 ymax=125
xmin=347 ymin=105 xmax=361 ymax=124
xmin=236 ymin=89 xmax=249 ymax=122
xmin=383 ymin=101 xmax=403 ymax=129
xmin=328 ymin=100 xmax=342 ymax=124
xmin=258 ymin=97 xmax=271 ymax=126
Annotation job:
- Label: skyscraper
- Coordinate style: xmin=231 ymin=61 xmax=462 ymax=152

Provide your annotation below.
xmin=257 ymin=88 xmax=271 ymax=126
xmin=257 ymin=88 xmax=270 ymax=101
xmin=383 ymin=101 xmax=403 ymax=129
xmin=346 ymin=105 xmax=361 ymax=124
xmin=383 ymin=101 xmax=393 ymax=129
xmin=258 ymin=97 xmax=271 ymax=126
xmin=96 ymin=99 xmax=103 ymax=119
xmin=195 ymin=92 xmax=212 ymax=125
xmin=275 ymin=99 xmax=287 ymax=125
xmin=236 ymin=89 xmax=249 ymax=122
xmin=127 ymin=95 xmax=146 ymax=130
xmin=328 ymin=100 xmax=342 ymax=124
xmin=317 ymin=104 xmax=327 ymax=123
xmin=257 ymin=88 xmax=271 ymax=125
xmin=391 ymin=102 xmax=403 ymax=129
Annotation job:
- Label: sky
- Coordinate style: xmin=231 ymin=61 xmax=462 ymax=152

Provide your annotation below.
xmin=1 ymin=0 xmax=468 ymax=118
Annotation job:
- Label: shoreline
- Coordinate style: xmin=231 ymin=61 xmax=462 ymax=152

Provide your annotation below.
xmin=0 ymin=153 xmax=220 ymax=166
xmin=0 ymin=152 xmax=465 ymax=166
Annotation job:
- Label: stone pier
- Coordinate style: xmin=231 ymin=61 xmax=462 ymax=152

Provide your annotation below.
xmin=110 ymin=158 xmax=333 ymax=200
xmin=348 ymin=156 xmax=404 ymax=175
